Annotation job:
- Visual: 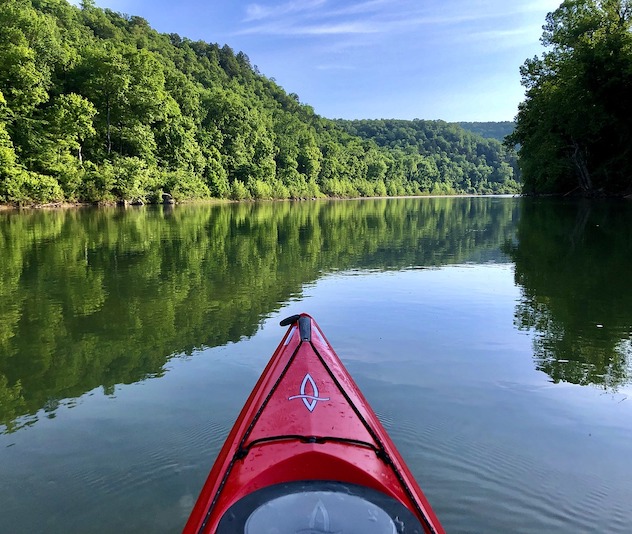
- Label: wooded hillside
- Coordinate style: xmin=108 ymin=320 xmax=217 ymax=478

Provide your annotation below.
xmin=338 ymin=119 xmax=519 ymax=195
xmin=457 ymin=122 xmax=515 ymax=142
xmin=0 ymin=0 xmax=520 ymax=205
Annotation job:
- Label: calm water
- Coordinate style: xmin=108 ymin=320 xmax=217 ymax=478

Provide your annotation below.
xmin=1 ymin=197 xmax=631 ymax=533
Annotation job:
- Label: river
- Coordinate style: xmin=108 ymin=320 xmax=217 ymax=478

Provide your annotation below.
xmin=1 ymin=197 xmax=631 ymax=533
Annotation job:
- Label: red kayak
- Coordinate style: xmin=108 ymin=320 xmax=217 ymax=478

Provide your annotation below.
xmin=183 ymin=313 xmax=444 ymax=534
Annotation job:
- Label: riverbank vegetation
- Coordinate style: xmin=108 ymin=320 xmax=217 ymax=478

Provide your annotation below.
xmin=0 ymin=0 xmax=519 ymax=206
xmin=507 ymin=0 xmax=632 ymax=196
xmin=337 ymin=119 xmax=519 ymax=195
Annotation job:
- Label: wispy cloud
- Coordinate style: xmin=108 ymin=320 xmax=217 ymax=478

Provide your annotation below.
xmin=513 ymin=0 xmax=562 ymax=14
xmin=476 ymin=26 xmax=541 ymax=40
xmin=328 ymin=0 xmax=392 ymax=16
xmin=237 ymin=0 xmax=554 ymax=42
xmin=239 ymin=0 xmax=412 ymax=36
xmin=244 ymin=0 xmax=327 ymax=22
xmin=239 ymin=20 xmax=380 ymax=36
xmin=316 ymin=64 xmax=357 ymax=71
xmin=466 ymin=26 xmax=538 ymax=47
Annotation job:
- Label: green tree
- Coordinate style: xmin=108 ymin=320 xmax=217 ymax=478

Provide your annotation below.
xmin=0 ymin=92 xmax=23 ymax=202
xmin=77 ymin=43 xmax=131 ymax=156
xmin=0 ymin=0 xmax=56 ymax=117
xmin=508 ymin=0 xmax=632 ymax=195
xmin=339 ymin=119 xmax=520 ymax=195
xmin=0 ymin=0 xmax=521 ymax=205
xmin=47 ymin=93 xmax=96 ymax=164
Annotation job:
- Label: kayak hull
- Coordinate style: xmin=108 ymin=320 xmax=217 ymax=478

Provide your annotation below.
xmin=183 ymin=313 xmax=444 ymax=534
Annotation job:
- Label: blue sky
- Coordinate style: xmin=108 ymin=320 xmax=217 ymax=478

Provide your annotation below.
xmin=83 ymin=0 xmax=561 ymax=122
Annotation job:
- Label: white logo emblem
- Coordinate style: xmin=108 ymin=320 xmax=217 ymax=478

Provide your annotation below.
xmin=288 ymin=373 xmax=329 ymax=412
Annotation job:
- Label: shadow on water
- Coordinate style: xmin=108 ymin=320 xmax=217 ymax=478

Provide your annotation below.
xmin=0 ymin=198 xmax=519 ymax=432
xmin=505 ymin=198 xmax=632 ymax=391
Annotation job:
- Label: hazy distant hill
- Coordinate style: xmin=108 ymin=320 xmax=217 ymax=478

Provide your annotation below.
xmin=336 ymin=119 xmax=520 ymax=195
xmin=457 ymin=122 xmax=515 ymax=142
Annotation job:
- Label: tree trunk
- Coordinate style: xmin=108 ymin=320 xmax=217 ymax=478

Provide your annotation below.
xmin=106 ymin=94 xmax=111 ymax=155
xmin=571 ymin=140 xmax=593 ymax=193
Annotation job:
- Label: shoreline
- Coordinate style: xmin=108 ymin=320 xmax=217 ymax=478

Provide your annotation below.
xmin=4 ymin=192 xmax=631 ymax=211
xmin=0 ymin=194 xmax=520 ymax=211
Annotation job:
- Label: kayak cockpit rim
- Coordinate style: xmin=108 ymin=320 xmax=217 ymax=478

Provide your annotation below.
xmin=216 ymin=480 xmax=426 ymax=533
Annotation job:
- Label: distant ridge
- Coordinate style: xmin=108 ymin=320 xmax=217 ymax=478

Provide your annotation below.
xmin=335 ymin=119 xmax=520 ymax=195
xmin=457 ymin=122 xmax=515 ymax=142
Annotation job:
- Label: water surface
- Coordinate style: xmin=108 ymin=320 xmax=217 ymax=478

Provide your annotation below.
xmin=1 ymin=197 xmax=631 ymax=533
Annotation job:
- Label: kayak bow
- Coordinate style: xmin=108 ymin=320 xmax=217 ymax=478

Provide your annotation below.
xmin=183 ymin=313 xmax=444 ymax=534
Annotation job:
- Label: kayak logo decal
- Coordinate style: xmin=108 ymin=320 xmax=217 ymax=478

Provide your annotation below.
xmin=288 ymin=373 xmax=329 ymax=412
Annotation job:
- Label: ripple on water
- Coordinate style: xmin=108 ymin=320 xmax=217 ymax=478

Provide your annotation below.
xmin=381 ymin=406 xmax=632 ymax=534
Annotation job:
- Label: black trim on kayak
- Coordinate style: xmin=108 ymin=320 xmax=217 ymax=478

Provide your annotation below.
xmin=235 ymin=434 xmax=379 ymax=459
xmin=217 ymin=480 xmax=426 ymax=534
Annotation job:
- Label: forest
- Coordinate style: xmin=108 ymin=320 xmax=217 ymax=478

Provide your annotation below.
xmin=0 ymin=0 xmax=520 ymax=205
xmin=507 ymin=0 xmax=632 ymax=196
xmin=337 ymin=119 xmax=520 ymax=195
xmin=457 ymin=122 xmax=515 ymax=142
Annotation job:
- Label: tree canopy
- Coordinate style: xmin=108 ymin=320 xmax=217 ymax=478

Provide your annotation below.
xmin=338 ymin=119 xmax=520 ymax=195
xmin=0 ymin=0 xmax=519 ymax=205
xmin=457 ymin=121 xmax=515 ymax=142
xmin=507 ymin=0 xmax=632 ymax=196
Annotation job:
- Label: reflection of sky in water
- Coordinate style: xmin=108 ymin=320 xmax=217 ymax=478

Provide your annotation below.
xmin=294 ymin=265 xmax=632 ymax=396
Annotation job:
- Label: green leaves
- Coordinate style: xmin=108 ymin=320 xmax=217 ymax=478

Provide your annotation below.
xmin=339 ymin=119 xmax=519 ymax=195
xmin=511 ymin=0 xmax=632 ymax=195
xmin=0 ymin=21 xmax=49 ymax=116
xmin=47 ymin=93 xmax=96 ymax=160
xmin=0 ymin=0 xmax=520 ymax=205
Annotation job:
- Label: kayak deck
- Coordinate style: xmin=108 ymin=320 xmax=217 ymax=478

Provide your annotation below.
xmin=183 ymin=313 xmax=444 ymax=534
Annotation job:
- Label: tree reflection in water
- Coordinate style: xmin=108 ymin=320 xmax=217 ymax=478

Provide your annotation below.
xmin=0 ymin=198 xmax=519 ymax=432
xmin=505 ymin=199 xmax=632 ymax=390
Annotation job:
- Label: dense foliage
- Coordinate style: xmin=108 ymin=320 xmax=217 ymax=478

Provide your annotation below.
xmin=338 ymin=119 xmax=520 ymax=194
xmin=507 ymin=0 xmax=632 ymax=196
xmin=0 ymin=0 xmax=519 ymax=205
